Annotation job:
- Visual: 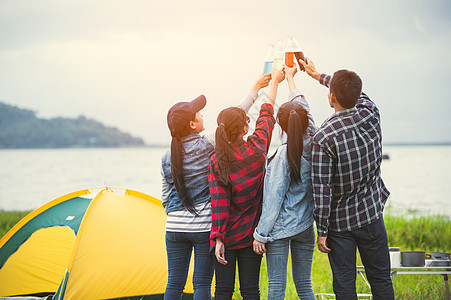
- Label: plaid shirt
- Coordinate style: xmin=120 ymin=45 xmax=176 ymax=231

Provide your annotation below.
xmin=209 ymin=103 xmax=275 ymax=250
xmin=312 ymin=74 xmax=390 ymax=236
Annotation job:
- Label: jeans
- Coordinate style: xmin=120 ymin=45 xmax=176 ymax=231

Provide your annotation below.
xmin=266 ymin=225 xmax=316 ymax=300
xmin=327 ymin=216 xmax=395 ymax=300
xmin=165 ymin=231 xmax=214 ymax=300
xmin=213 ymin=246 xmax=262 ymax=300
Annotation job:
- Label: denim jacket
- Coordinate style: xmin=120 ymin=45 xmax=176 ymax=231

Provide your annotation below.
xmin=161 ymin=133 xmax=215 ymax=214
xmin=254 ymin=91 xmax=317 ymax=243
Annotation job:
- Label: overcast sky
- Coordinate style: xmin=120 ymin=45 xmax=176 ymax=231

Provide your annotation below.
xmin=1 ymin=0 xmax=450 ymax=145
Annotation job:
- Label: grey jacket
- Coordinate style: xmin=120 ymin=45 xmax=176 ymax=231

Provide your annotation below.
xmin=161 ymin=89 xmax=258 ymax=214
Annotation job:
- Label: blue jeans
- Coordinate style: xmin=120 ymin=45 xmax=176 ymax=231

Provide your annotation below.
xmin=213 ymin=246 xmax=262 ymax=300
xmin=265 ymin=225 xmax=316 ymax=300
xmin=327 ymin=216 xmax=395 ymax=300
xmin=165 ymin=231 xmax=214 ymax=300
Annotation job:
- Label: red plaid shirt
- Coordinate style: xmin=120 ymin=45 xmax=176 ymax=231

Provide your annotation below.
xmin=209 ymin=103 xmax=275 ymax=250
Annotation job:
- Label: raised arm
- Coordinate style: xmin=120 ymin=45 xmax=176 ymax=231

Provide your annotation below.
xmin=285 ymin=64 xmax=317 ymax=133
xmin=298 ymin=57 xmax=322 ymax=82
xmin=265 ymin=67 xmax=285 ymax=107
xmin=299 ymin=58 xmax=379 ymax=114
xmin=238 ymin=74 xmax=272 ymax=113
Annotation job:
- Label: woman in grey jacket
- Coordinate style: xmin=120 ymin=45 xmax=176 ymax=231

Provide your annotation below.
xmin=253 ymin=65 xmax=317 ymax=300
xmin=161 ymin=74 xmax=271 ymax=300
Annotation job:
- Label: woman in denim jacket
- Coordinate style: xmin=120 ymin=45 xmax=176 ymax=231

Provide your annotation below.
xmin=253 ymin=66 xmax=317 ymax=300
xmin=161 ymin=74 xmax=271 ymax=300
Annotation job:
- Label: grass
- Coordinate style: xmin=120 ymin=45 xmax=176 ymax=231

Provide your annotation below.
xmin=232 ymin=213 xmax=451 ymax=299
xmin=1 ymin=211 xmax=450 ymax=299
xmin=0 ymin=210 xmax=31 ymax=238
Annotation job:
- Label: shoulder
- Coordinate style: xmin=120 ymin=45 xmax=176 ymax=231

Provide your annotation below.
xmin=313 ymin=123 xmax=334 ymax=145
xmin=198 ymin=135 xmax=215 ymax=153
xmin=199 ymin=134 xmax=214 ymax=146
xmin=314 ymin=114 xmax=353 ymax=144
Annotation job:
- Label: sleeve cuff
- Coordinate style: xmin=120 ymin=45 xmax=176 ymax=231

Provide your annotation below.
xmin=253 ymin=229 xmax=272 ymax=243
xmin=319 ymin=74 xmax=331 ymax=88
xmin=210 ymin=230 xmax=225 ymax=242
xmin=317 ymin=228 xmax=328 ymax=237
xmin=249 ymin=88 xmax=258 ymax=99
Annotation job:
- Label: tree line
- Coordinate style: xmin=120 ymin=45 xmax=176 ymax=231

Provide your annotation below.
xmin=0 ymin=102 xmax=145 ymax=148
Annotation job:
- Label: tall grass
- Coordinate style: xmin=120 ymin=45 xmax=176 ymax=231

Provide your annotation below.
xmin=233 ymin=214 xmax=451 ymax=299
xmin=1 ymin=211 xmax=449 ymax=299
xmin=0 ymin=210 xmax=31 ymax=239
xmin=384 ymin=213 xmax=451 ymax=251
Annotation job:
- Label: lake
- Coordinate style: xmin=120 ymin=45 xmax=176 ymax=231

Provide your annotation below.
xmin=0 ymin=145 xmax=450 ymax=217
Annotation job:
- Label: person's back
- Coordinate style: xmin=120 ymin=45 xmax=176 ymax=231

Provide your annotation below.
xmin=297 ymin=56 xmax=395 ymax=300
xmin=253 ymin=84 xmax=317 ymax=300
xmin=313 ymin=90 xmax=389 ymax=232
xmin=209 ymin=103 xmax=275 ymax=250
xmin=161 ymin=95 xmax=215 ymax=300
xmin=209 ymin=67 xmax=284 ymax=300
xmin=161 ymin=133 xmax=214 ymax=216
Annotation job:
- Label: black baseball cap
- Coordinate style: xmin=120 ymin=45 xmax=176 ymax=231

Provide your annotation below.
xmin=167 ymin=95 xmax=206 ymax=135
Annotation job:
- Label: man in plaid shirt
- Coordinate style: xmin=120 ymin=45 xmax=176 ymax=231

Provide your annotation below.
xmin=298 ymin=58 xmax=395 ymax=300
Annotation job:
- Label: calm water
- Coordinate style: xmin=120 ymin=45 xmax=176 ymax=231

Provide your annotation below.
xmin=0 ymin=146 xmax=450 ymax=217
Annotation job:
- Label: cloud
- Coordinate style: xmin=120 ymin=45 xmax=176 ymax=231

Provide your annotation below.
xmin=0 ymin=0 xmax=450 ymax=144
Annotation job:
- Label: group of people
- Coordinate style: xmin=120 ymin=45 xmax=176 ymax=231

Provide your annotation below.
xmin=161 ymin=56 xmax=395 ymax=300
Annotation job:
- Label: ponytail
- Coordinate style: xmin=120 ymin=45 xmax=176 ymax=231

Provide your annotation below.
xmin=215 ymin=123 xmax=232 ymax=185
xmin=286 ymin=111 xmax=303 ymax=183
xmin=276 ymin=102 xmax=309 ymax=184
xmin=214 ymin=107 xmax=248 ymax=185
xmin=170 ymin=120 xmax=198 ymax=215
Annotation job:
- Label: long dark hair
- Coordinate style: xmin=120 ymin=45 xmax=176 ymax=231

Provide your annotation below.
xmin=215 ymin=107 xmax=248 ymax=185
xmin=170 ymin=113 xmax=197 ymax=215
xmin=277 ymin=102 xmax=309 ymax=183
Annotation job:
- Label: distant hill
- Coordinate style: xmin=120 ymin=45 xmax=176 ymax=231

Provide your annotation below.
xmin=0 ymin=102 xmax=145 ymax=148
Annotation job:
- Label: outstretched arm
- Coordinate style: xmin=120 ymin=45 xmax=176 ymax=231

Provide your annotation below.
xmin=298 ymin=57 xmax=331 ymax=88
xmin=298 ymin=57 xmax=321 ymax=81
xmin=238 ymin=74 xmax=272 ymax=113
xmin=265 ymin=67 xmax=285 ymax=107
xmin=285 ymin=64 xmax=317 ymax=133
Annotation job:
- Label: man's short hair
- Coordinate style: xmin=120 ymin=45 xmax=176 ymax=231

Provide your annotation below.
xmin=330 ymin=69 xmax=362 ymax=109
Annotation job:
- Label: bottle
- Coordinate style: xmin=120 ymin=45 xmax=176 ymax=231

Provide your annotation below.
xmin=291 ymin=37 xmax=306 ymax=71
xmin=285 ymin=37 xmax=296 ymax=68
xmin=273 ymin=40 xmax=284 ymax=70
xmin=263 ymin=45 xmax=275 ymax=74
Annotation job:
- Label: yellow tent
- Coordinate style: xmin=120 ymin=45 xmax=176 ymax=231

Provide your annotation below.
xmin=0 ymin=188 xmax=198 ymax=299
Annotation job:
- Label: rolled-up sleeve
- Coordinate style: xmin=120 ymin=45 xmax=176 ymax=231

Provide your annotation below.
xmin=320 ymin=74 xmax=331 ymax=88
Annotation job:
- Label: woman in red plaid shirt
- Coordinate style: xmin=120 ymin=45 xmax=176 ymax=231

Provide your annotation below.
xmin=208 ymin=68 xmax=285 ymax=299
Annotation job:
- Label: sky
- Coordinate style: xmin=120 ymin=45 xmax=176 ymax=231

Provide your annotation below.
xmin=0 ymin=0 xmax=450 ymax=145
